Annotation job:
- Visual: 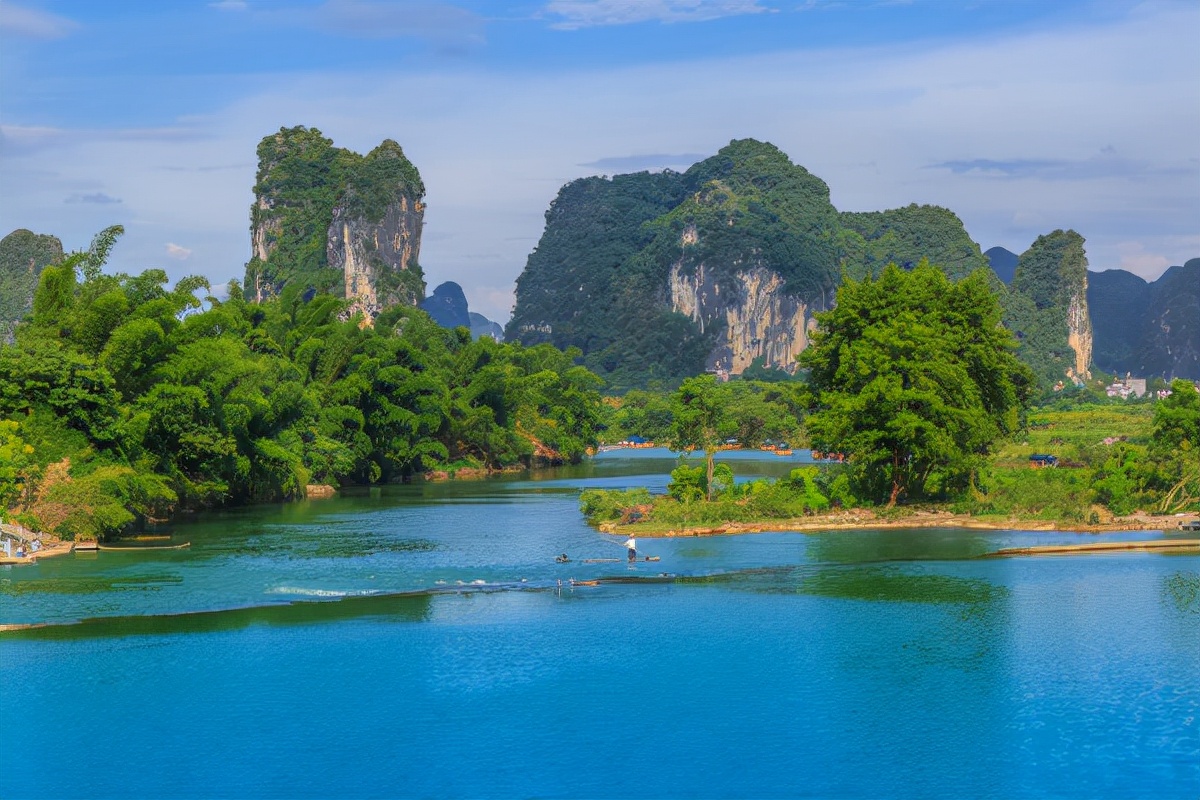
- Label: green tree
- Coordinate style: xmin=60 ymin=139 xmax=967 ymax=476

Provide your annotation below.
xmin=669 ymin=375 xmax=736 ymax=499
xmin=802 ymin=262 xmax=1033 ymax=506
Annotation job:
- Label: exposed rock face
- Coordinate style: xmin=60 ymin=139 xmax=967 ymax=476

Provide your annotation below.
xmin=244 ymin=127 xmax=425 ymax=321
xmin=329 ymin=194 xmax=424 ymax=319
xmin=1065 ymin=279 xmax=1093 ymax=383
xmin=0 ymin=229 xmax=63 ymax=342
xmin=668 ymin=259 xmax=814 ymax=374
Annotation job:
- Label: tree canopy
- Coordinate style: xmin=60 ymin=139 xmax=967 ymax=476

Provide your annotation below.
xmin=801 ymin=261 xmax=1034 ymax=506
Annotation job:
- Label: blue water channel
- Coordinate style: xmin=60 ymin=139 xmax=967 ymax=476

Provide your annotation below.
xmin=3 ymin=450 xmax=1198 ymax=798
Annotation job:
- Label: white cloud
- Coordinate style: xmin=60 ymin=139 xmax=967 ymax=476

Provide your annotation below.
xmin=1115 ymin=241 xmax=1171 ymax=280
xmin=166 ymin=243 xmax=194 ymax=260
xmin=209 ymin=0 xmax=248 ymax=9
xmin=544 ymin=0 xmax=771 ymax=29
xmin=0 ymin=2 xmax=79 ymax=39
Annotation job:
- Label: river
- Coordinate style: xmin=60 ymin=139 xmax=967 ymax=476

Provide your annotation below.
xmin=2 ymin=450 xmax=1198 ymax=798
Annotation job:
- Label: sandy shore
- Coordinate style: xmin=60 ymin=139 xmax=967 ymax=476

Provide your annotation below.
xmin=602 ymin=509 xmax=1200 ymax=537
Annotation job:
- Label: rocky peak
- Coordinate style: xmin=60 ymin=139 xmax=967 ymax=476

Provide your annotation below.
xmin=244 ymin=126 xmax=425 ymax=322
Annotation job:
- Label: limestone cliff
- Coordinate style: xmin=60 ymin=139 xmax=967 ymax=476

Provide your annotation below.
xmin=244 ymin=127 xmax=425 ymax=321
xmin=1005 ymin=229 xmax=1094 ymax=387
xmin=328 ymin=192 xmax=424 ymax=319
xmin=668 ymin=242 xmax=817 ymax=374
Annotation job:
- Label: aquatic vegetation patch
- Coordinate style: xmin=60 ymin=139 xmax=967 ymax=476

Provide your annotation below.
xmin=1161 ymin=571 xmax=1200 ymax=615
xmin=0 ymin=573 xmax=182 ymax=596
xmin=797 ymin=566 xmax=1009 ymax=607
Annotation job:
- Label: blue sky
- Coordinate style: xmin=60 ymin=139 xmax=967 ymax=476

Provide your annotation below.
xmin=2 ymin=0 xmax=1197 ymax=322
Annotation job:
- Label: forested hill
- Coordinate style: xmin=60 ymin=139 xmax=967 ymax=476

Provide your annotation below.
xmin=507 ymin=139 xmax=997 ymax=389
xmin=1089 ymin=258 xmax=1200 ymax=379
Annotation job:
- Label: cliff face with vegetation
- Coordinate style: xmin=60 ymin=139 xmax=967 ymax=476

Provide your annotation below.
xmin=244 ymin=127 xmax=425 ymax=320
xmin=1 ymin=229 xmax=63 ymax=342
xmin=507 ymin=139 xmax=995 ymax=388
xmin=1089 ymin=258 xmax=1200 ymax=379
xmin=1003 ymin=230 xmax=1094 ymax=388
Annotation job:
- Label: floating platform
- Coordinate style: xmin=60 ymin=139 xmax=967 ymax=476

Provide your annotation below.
xmin=988 ymin=539 xmax=1200 ymax=557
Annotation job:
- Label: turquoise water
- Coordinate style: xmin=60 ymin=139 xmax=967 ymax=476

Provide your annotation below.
xmin=2 ymin=451 xmax=1198 ymax=798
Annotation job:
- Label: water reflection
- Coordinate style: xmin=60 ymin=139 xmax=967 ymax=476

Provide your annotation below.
xmin=2 ymin=590 xmax=434 ymax=640
xmin=805 ymin=527 xmax=997 ymax=564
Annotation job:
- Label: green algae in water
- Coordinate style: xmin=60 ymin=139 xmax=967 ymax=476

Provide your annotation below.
xmin=1162 ymin=571 xmax=1200 ymax=615
xmin=0 ymin=589 xmax=434 ymax=641
xmin=0 ymin=573 xmax=183 ymax=596
xmin=797 ymin=566 xmax=1009 ymax=606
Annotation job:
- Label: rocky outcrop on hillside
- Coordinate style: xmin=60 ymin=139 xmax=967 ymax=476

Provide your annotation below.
xmin=1 ymin=229 xmax=63 ymax=342
xmin=1089 ymin=258 xmax=1200 ymax=379
xmin=1004 ymin=230 xmax=1094 ymax=387
xmin=244 ymin=127 xmax=425 ymax=321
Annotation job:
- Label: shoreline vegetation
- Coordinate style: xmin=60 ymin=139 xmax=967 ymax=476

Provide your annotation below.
xmin=3 ymin=231 xmax=1197 ymax=549
xmin=596 ymin=506 xmax=1200 ymax=537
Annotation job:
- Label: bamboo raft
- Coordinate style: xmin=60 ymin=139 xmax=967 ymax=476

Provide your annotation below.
xmin=579 ymin=556 xmax=661 ymax=563
xmin=97 ymin=542 xmax=192 ymax=551
xmin=988 ymin=539 xmax=1200 ymax=557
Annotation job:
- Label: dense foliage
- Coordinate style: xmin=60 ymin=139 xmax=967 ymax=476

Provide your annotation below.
xmin=2 ymin=230 xmax=602 ymax=541
xmin=802 ymin=262 xmax=1034 ymax=506
xmin=243 ymin=126 xmax=425 ymax=301
xmin=838 ymin=204 xmax=989 ymax=282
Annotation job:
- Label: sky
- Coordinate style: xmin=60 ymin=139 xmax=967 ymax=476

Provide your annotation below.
xmin=2 ymin=0 xmax=1197 ymax=324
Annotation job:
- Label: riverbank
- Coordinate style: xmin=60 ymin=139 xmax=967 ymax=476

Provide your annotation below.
xmin=0 ymin=538 xmax=75 ymax=565
xmin=599 ymin=507 xmax=1200 ymax=537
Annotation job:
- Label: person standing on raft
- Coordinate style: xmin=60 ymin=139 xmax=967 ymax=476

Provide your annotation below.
xmin=624 ymin=536 xmax=637 ymax=562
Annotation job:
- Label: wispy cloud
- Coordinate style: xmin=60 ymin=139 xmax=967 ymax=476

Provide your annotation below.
xmin=544 ymin=0 xmax=772 ymax=30
xmin=313 ymin=0 xmax=484 ymax=49
xmin=209 ymin=0 xmax=248 ymax=9
xmin=65 ymin=193 xmax=123 ymax=205
xmin=579 ymin=153 xmax=707 ymax=171
xmin=929 ymin=151 xmax=1196 ymax=182
xmin=0 ymin=2 xmax=79 ymax=39
xmin=166 ymin=243 xmax=193 ymax=260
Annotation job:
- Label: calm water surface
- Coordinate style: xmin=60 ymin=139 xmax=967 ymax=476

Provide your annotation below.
xmin=3 ymin=450 xmax=1198 ymax=799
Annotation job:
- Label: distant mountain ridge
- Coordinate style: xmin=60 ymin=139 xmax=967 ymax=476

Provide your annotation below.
xmin=1088 ymin=259 xmax=1199 ymax=379
xmin=985 ymin=247 xmax=1019 ymax=284
xmin=420 ymin=281 xmax=504 ymax=341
